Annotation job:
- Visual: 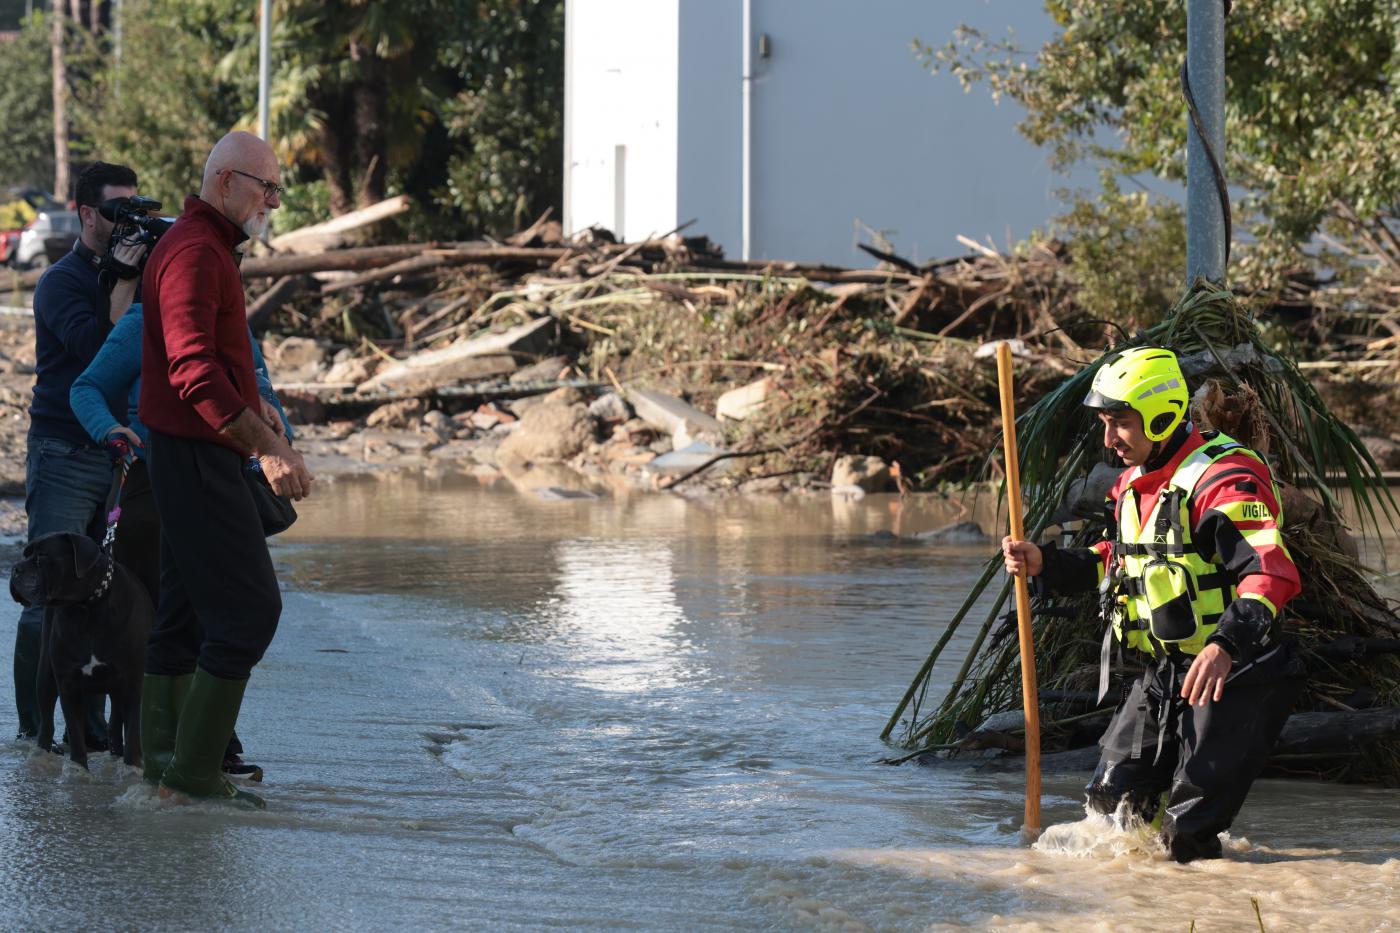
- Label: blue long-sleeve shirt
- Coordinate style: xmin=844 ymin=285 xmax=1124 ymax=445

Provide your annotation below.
xmin=29 ymin=248 xmax=115 ymax=445
xmin=70 ymin=305 xmax=292 ymax=457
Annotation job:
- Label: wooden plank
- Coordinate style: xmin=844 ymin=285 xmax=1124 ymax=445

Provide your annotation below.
xmin=240 ymin=244 xmax=438 ymax=278
xmin=268 ymin=195 xmax=410 ymax=254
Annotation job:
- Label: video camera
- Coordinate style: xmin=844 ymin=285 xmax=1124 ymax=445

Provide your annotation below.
xmin=99 ymin=195 xmax=173 ymax=250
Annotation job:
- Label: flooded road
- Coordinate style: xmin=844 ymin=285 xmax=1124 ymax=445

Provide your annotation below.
xmin=2 ymin=473 xmax=1397 ymax=930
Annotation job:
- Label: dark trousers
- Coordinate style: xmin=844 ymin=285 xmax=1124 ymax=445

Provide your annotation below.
xmin=145 ymin=431 xmax=281 ymax=681
xmin=116 ymin=456 xmax=246 ymax=758
xmin=1086 ymin=645 xmax=1303 ymax=862
xmin=112 ymin=459 xmax=161 ymax=604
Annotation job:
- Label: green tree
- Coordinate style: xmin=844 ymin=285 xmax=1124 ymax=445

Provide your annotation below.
xmin=1 ymin=0 xmax=565 ymax=237
xmin=0 ymin=15 xmax=55 ymax=191
xmin=921 ymin=1 xmax=1400 ymax=291
xmin=0 ymin=11 xmax=102 ymax=197
xmin=91 ymin=0 xmax=255 ymax=209
xmin=438 ymin=0 xmax=564 ymax=233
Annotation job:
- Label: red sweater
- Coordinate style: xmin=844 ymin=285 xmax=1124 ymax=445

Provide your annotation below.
xmin=139 ymin=196 xmax=259 ymax=450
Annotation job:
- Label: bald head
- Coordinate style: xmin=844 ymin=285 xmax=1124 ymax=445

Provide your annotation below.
xmin=200 ymin=131 xmax=282 ymax=239
xmin=201 ymin=131 xmax=277 ymax=191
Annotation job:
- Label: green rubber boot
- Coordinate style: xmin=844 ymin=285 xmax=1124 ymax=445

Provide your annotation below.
xmin=140 ymin=673 xmax=193 ymax=784
xmin=158 ymin=669 xmax=265 ymax=810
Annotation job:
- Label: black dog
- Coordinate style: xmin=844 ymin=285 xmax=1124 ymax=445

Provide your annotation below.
xmin=9 ymin=532 xmax=152 ymax=768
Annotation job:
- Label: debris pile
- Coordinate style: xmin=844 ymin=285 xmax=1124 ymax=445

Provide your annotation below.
xmin=223 ymin=206 xmax=1116 ymax=492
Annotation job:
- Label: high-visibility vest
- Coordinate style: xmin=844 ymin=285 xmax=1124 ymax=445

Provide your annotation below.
xmin=1110 ymin=432 xmax=1280 ymax=657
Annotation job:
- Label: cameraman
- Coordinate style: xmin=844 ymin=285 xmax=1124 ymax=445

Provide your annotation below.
xmin=13 ymin=162 xmax=147 ymax=744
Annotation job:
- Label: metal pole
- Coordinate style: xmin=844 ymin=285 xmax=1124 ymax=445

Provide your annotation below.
xmin=258 ymin=0 xmax=271 ymax=141
xmin=1185 ymin=0 xmax=1226 ymax=285
xmin=740 ymin=0 xmax=752 ymax=261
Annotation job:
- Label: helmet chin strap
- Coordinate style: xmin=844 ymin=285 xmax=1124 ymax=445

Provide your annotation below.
xmin=1144 ymin=422 xmax=1191 ymax=471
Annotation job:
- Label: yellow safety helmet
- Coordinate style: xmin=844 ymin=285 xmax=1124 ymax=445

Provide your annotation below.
xmin=1083 ymin=347 xmax=1189 ymax=442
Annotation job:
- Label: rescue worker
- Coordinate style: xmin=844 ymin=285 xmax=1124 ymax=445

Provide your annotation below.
xmin=1002 ymin=347 xmax=1304 ymax=863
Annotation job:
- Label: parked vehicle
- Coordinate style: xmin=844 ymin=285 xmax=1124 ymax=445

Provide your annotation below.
xmin=10 ymin=209 xmax=80 ymax=269
xmin=1 ymin=188 xmax=66 ymax=268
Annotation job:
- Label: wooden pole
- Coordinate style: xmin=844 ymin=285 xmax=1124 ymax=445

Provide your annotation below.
xmin=995 ymin=341 xmax=1042 ymax=834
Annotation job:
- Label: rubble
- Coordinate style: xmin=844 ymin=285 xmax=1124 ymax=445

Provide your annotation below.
xmin=832 ymin=455 xmax=891 ymax=493
xmin=497 ymin=399 xmax=594 ymax=466
xmin=715 ymin=377 xmax=774 ymax=421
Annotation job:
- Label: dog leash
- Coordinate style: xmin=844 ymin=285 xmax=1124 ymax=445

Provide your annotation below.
xmin=87 ymin=439 xmax=134 ymax=604
xmin=100 ymin=437 xmax=134 ymax=553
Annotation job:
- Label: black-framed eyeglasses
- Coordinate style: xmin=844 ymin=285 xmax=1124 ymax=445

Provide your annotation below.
xmin=225 ymin=168 xmax=285 ymax=200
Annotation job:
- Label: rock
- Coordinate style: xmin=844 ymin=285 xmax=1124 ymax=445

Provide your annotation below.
xmin=603 ymin=444 xmax=657 ymax=466
xmin=544 ymin=385 xmax=585 ymax=406
xmin=469 ymin=436 xmax=503 ymax=466
xmin=830 ymin=484 xmax=866 ymax=500
xmin=366 ymin=398 xmax=427 ymax=430
xmin=743 ymin=475 xmax=787 ymax=493
xmin=497 ymin=402 xmax=595 ymax=465
xmin=644 ymin=440 xmax=732 ymax=476
xmin=831 ymin=454 xmax=890 ymax=492
xmin=978 ymin=710 xmax=1026 ymax=731
xmin=916 ymin=521 xmax=989 ymax=545
xmin=509 ymin=355 xmax=571 ymax=384
xmin=322 ymin=356 xmax=372 ymax=386
xmin=467 ymin=410 xmax=505 ymax=431
xmin=613 ymin=417 xmax=655 ymax=442
xmin=272 ymin=336 xmax=328 ymax=380
xmin=1361 ymin=435 xmax=1400 ymax=471
xmin=361 ymin=316 xmax=555 ymax=391
xmin=715 ymin=377 xmax=774 ymax=421
xmin=628 ymin=389 xmax=724 ymax=448
xmin=588 ymin=392 xmax=631 ymax=423
xmin=421 ymin=409 xmax=453 ymax=443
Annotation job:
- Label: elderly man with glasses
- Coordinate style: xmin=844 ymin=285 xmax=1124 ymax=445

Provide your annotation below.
xmin=137 ymin=131 xmax=314 ymax=808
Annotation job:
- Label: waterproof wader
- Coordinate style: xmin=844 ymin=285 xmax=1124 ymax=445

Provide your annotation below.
xmin=1087 ymin=645 xmax=1303 ymax=862
xmin=1086 ymin=430 xmax=1301 ymax=862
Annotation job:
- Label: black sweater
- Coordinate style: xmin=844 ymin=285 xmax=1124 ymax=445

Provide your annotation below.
xmin=28 ymin=247 xmax=113 ymax=446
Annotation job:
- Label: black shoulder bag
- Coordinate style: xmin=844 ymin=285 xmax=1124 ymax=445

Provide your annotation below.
xmin=244 ymin=461 xmax=297 ymax=536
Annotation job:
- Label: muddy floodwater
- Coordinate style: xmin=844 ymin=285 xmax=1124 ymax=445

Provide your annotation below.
xmin=2 ymin=473 xmax=1398 ymax=931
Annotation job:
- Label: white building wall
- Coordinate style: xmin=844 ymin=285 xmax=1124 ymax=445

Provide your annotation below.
xmin=676 ymin=1 xmax=743 ymax=260
xmin=564 ymin=0 xmax=679 ymax=242
xmin=743 ymin=0 xmax=1077 ymax=266
xmin=568 ymin=1 xmax=1087 ymax=266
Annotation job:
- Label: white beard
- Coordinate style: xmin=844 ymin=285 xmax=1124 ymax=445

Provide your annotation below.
xmin=241 ymin=212 xmax=269 ymax=240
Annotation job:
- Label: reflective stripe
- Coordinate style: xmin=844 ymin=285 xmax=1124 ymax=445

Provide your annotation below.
xmin=1237 ymin=591 xmax=1279 ymax=617
xmin=1242 ymin=527 xmax=1286 ymax=549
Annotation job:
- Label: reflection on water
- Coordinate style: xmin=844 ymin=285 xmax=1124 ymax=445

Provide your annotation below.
xmin=0 ymin=472 xmax=1396 ymax=931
